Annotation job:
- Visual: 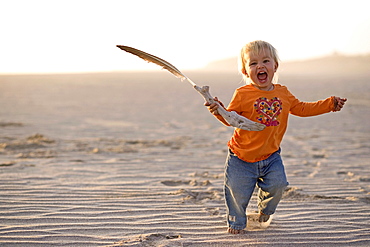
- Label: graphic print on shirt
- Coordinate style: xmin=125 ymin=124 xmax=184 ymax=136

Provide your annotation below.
xmin=254 ymin=97 xmax=282 ymax=127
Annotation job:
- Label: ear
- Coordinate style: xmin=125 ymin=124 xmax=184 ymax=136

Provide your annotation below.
xmin=274 ymin=63 xmax=279 ymax=72
xmin=241 ymin=68 xmax=249 ymax=77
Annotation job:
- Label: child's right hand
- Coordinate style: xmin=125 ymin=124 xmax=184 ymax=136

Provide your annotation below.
xmin=204 ymin=97 xmax=224 ymax=115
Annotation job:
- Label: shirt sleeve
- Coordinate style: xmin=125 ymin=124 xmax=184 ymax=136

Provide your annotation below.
xmin=288 ymin=90 xmax=335 ymax=117
xmin=226 ymin=89 xmax=242 ymax=114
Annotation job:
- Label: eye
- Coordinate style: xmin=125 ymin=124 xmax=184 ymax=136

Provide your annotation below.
xmin=249 ymin=62 xmax=257 ymax=66
xmin=263 ymin=59 xmax=270 ymax=63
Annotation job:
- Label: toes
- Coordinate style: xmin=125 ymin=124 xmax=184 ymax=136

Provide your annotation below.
xmin=228 ymin=228 xmax=243 ymax=234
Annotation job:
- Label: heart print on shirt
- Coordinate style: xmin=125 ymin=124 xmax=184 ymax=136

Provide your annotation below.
xmin=254 ymin=97 xmax=282 ymax=127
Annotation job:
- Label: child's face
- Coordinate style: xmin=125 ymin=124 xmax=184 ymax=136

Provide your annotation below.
xmin=244 ymin=49 xmax=278 ymax=90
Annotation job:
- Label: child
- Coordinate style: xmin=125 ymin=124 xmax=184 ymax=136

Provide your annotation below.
xmin=205 ymin=40 xmax=347 ymax=234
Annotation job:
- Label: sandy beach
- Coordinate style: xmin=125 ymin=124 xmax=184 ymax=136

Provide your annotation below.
xmin=0 ymin=71 xmax=369 ymax=246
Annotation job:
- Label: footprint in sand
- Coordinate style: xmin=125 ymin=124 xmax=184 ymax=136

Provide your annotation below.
xmin=161 ymin=179 xmax=211 ymax=186
xmin=189 ymin=171 xmax=223 ymax=179
xmin=171 ymin=189 xmax=222 ymax=203
xmin=359 ymin=177 xmax=370 ymax=182
xmin=283 ymin=187 xmax=343 ymax=202
xmin=0 ymin=161 xmax=16 ymax=167
xmin=204 ymin=207 xmax=221 ymax=216
xmin=120 ymin=233 xmax=182 ymax=246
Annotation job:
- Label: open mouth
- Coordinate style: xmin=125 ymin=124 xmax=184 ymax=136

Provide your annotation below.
xmin=257 ymin=72 xmax=268 ymax=82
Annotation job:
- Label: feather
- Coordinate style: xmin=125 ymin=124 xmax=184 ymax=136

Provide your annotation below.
xmin=116 ymin=45 xmax=187 ymax=80
xmin=116 ymin=45 xmax=266 ymax=131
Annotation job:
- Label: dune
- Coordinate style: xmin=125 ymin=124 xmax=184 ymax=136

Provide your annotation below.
xmin=204 ymin=53 xmax=370 ymax=77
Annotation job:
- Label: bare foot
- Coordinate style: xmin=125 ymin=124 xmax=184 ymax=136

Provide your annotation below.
xmin=258 ymin=212 xmax=270 ymax=223
xmin=228 ymin=228 xmax=243 ymax=234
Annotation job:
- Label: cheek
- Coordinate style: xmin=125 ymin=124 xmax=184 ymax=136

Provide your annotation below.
xmin=246 ymin=68 xmax=255 ymax=77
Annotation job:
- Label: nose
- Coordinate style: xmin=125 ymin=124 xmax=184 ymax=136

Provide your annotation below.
xmin=257 ymin=62 xmax=264 ymax=69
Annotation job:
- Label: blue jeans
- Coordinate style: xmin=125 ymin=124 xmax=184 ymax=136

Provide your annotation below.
xmin=224 ymin=148 xmax=288 ymax=230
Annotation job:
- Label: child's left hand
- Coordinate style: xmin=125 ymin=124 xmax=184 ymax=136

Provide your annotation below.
xmin=333 ymin=97 xmax=347 ymax=112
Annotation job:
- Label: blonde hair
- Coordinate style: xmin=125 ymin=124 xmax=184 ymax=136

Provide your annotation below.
xmin=238 ymin=40 xmax=279 ymax=78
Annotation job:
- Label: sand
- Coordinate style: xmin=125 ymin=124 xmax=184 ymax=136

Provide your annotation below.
xmin=0 ymin=71 xmax=369 ymax=246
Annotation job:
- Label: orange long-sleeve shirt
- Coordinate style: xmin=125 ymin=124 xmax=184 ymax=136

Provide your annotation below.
xmin=215 ymin=84 xmax=335 ymax=163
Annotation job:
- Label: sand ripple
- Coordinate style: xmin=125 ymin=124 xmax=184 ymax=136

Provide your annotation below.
xmin=1 ymin=73 xmax=369 ymax=246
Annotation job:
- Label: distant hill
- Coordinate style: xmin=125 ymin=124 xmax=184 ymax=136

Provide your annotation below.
xmin=204 ymin=53 xmax=370 ymax=76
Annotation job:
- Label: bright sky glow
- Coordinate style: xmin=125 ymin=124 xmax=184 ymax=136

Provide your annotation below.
xmin=1 ymin=0 xmax=370 ymax=74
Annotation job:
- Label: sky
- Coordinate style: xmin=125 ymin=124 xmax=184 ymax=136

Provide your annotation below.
xmin=1 ymin=0 xmax=370 ymax=74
